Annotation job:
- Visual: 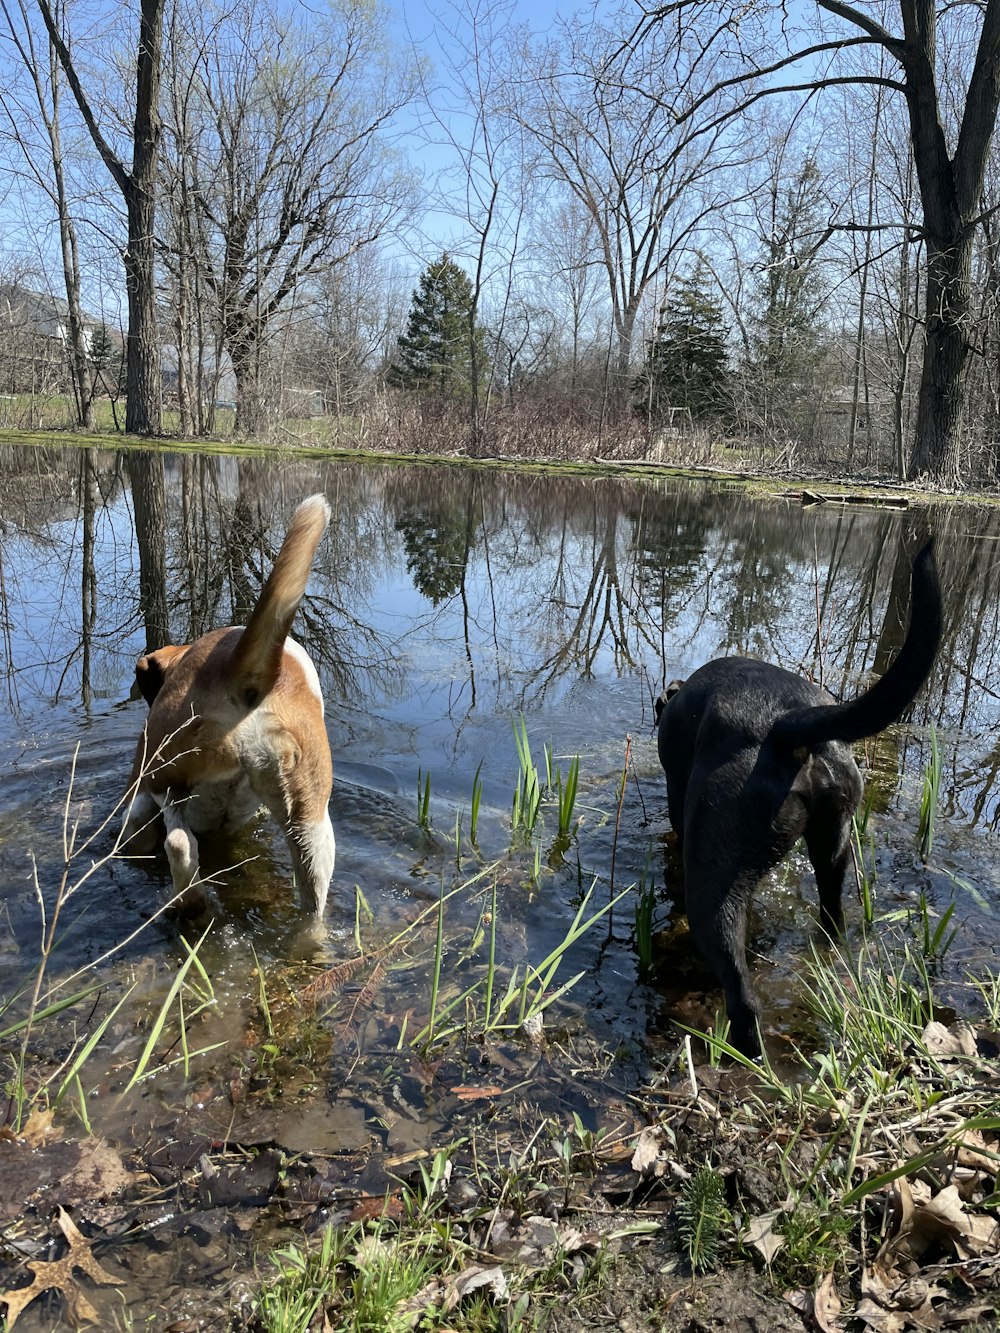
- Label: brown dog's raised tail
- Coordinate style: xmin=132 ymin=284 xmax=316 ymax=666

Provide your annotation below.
xmin=770 ymin=538 xmax=941 ymax=750
xmin=227 ymin=494 xmax=332 ymax=708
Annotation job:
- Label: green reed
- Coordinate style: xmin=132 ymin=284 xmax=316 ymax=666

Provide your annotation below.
xmin=555 ymin=754 xmax=580 ymax=839
xmin=917 ymin=724 xmax=941 ymax=864
xmin=469 ymin=759 xmax=484 ymax=846
xmin=416 ymin=766 xmax=432 ymax=833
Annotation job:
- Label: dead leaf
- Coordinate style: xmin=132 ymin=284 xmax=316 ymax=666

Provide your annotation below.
xmin=922 ymin=1021 xmax=977 ymax=1059
xmin=854 ymin=1296 xmax=906 ymax=1332
xmin=920 ymin=1184 xmax=1000 ymax=1260
xmin=954 ymin=1128 xmax=1000 ymax=1172
xmin=813 ymin=1271 xmax=842 ymax=1332
xmin=395 ymin=1276 xmax=444 ymax=1321
xmin=631 ymin=1124 xmax=668 ymax=1178
xmin=939 ymin=1299 xmax=1000 ymax=1326
xmin=743 ymin=1211 xmax=786 ymax=1264
xmin=783 ymin=1287 xmax=811 ymax=1318
xmin=441 ymin=1264 xmax=508 ymax=1313
xmin=0 ymin=1205 xmax=123 ymax=1327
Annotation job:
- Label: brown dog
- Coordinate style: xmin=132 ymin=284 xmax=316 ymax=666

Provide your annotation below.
xmin=125 ymin=494 xmax=334 ymax=916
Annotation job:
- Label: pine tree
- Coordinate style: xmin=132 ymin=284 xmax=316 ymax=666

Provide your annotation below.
xmin=388 ymin=254 xmax=488 ymax=401
xmin=745 ymin=157 xmax=832 ymax=436
xmin=635 ymin=265 xmax=729 ymax=424
xmin=89 ymin=323 xmax=125 ymax=394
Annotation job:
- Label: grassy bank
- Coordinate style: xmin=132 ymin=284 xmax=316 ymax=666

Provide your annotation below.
xmin=0 ymin=421 xmax=987 ymax=508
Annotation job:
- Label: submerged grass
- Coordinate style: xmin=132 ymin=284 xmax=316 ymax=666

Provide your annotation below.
xmin=0 ymin=737 xmax=232 ymax=1131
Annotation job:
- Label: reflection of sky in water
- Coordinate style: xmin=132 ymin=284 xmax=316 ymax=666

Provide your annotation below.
xmin=0 ymin=446 xmax=999 ymax=1008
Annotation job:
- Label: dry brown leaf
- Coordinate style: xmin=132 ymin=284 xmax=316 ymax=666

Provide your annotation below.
xmin=0 ymin=1205 xmax=123 ymax=1327
xmin=939 ymin=1299 xmax=999 ymax=1327
xmin=813 ymin=1271 xmax=842 ymax=1332
xmin=879 ymin=1176 xmax=917 ymax=1262
xmin=922 ymin=1021 xmax=976 ymax=1059
xmin=743 ymin=1211 xmax=786 ymax=1264
xmin=920 ymin=1184 xmax=1000 ymax=1260
xmin=395 ymin=1276 xmax=444 ymax=1321
xmin=441 ymin=1263 xmax=508 ymax=1313
xmin=855 ymin=1296 xmax=907 ymax=1332
xmin=955 ymin=1128 xmax=1000 ymax=1172
xmin=783 ymin=1287 xmax=811 ymax=1318
xmin=631 ymin=1125 xmax=668 ymax=1178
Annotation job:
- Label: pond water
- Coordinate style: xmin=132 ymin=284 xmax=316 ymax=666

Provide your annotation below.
xmin=1 ymin=442 xmax=999 ymax=1319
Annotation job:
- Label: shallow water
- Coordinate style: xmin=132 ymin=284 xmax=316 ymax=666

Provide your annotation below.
xmin=1 ymin=444 xmax=999 ymax=1320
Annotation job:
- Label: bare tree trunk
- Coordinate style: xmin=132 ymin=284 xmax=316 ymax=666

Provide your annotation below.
xmin=848 ymin=91 xmax=882 ymax=471
xmin=80 ymin=447 xmax=97 ymax=704
xmin=907 ymin=237 xmax=974 ymax=481
xmin=1 ymin=0 xmax=95 ymax=426
xmin=127 ymin=450 xmax=170 ymax=650
xmin=37 ymin=0 xmax=164 ymax=436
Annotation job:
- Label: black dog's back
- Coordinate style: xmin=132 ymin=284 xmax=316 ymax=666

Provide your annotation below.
xmin=656 ymin=539 xmax=942 ymax=1058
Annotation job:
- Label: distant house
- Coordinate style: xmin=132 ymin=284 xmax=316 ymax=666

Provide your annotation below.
xmin=0 ymin=284 xmax=107 ymax=348
xmin=0 ymin=284 xmax=111 ymax=396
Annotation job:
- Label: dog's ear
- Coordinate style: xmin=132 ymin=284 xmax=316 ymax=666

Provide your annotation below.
xmin=135 ymin=645 xmax=188 ymax=705
xmin=654 ymin=678 xmax=686 ymax=725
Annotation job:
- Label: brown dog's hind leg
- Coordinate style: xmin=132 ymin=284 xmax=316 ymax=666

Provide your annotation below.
xmin=162 ymin=799 xmax=209 ymax=915
xmin=287 ymin=812 xmax=335 ymax=917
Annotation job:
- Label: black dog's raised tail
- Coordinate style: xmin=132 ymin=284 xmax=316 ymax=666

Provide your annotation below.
xmin=770 ymin=538 xmax=941 ymax=750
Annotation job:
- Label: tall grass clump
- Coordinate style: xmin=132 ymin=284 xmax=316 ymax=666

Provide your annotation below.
xmin=802 ymin=932 xmax=937 ymax=1096
xmin=511 ymin=715 xmax=541 ymax=840
xmin=410 ymin=872 xmax=635 ymax=1052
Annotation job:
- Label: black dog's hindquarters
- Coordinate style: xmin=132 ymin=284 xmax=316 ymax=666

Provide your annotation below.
xmin=656 ymin=540 xmax=942 ymax=1059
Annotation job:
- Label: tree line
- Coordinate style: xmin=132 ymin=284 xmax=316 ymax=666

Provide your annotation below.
xmin=1 ymin=0 xmax=999 ymax=486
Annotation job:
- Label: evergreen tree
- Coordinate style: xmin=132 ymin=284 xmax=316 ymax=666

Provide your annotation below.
xmin=388 ymin=254 xmax=488 ymax=400
xmin=635 ymin=265 xmax=729 ymax=424
xmin=89 ymin=323 xmax=125 ymax=394
xmin=745 ymin=157 xmax=832 ymax=436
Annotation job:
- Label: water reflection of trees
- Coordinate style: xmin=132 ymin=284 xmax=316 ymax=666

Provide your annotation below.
xmin=0 ymin=447 xmax=407 ymax=717
xmin=2 ymin=446 xmax=1000 ymax=827
xmin=371 ymin=463 xmax=1000 ymax=826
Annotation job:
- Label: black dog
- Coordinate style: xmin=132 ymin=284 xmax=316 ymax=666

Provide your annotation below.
xmin=655 ymin=540 xmax=941 ymax=1058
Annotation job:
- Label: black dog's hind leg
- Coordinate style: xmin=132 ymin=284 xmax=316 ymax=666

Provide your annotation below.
xmin=804 ymin=799 xmax=857 ymax=937
xmin=683 ymin=856 xmax=764 ymax=1059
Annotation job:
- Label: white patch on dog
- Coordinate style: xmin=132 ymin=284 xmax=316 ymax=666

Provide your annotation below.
xmin=293 ymin=816 xmax=336 ymax=917
xmin=284 ymin=638 xmax=323 ymax=708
